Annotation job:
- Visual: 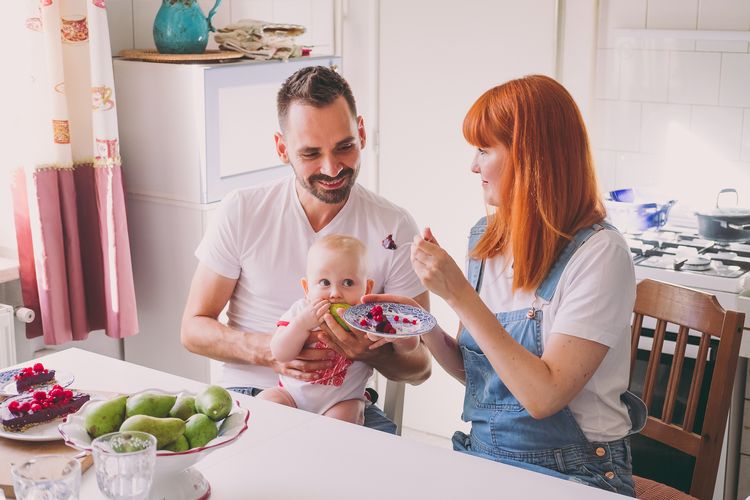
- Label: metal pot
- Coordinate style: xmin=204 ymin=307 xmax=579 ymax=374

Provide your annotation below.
xmin=695 ymin=188 xmax=750 ymax=242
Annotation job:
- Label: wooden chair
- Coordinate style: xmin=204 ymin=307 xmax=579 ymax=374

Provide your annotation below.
xmin=629 ymin=279 xmax=745 ymax=500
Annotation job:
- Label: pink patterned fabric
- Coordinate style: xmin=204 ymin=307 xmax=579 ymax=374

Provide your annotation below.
xmin=12 ymin=0 xmax=137 ymax=344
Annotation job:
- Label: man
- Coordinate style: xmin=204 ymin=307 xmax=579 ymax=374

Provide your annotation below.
xmin=181 ymin=66 xmax=431 ymax=433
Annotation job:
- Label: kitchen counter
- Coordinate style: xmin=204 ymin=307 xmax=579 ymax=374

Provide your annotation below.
xmin=9 ymin=348 xmax=625 ymax=499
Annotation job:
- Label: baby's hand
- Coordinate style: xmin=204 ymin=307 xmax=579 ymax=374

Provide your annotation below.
xmin=300 ymin=298 xmax=330 ymax=329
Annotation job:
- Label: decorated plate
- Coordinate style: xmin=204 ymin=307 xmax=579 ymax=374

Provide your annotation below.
xmin=0 ymin=369 xmax=75 ymax=397
xmin=342 ymin=302 xmax=436 ymax=338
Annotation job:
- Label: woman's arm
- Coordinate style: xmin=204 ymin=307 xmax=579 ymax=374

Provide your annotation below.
xmin=411 ymin=235 xmax=609 ymax=419
xmin=420 ymin=324 xmax=466 ymax=384
xmin=270 ymin=299 xmax=330 ymax=363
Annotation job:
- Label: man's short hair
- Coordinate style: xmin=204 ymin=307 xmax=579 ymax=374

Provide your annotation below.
xmin=277 ymin=66 xmax=357 ymax=130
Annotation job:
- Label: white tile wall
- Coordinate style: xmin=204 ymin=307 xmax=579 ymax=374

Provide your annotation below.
xmin=598 ymin=0 xmax=647 ymax=49
xmin=646 ymin=0 xmax=697 ymax=29
xmin=614 ymin=152 xmax=662 ymax=187
xmin=690 ymin=105 xmax=744 ymax=161
xmin=595 ymin=49 xmax=620 ymax=99
xmin=720 ymin=53 xmax=750 ymax=107
xmin=742 ymin=109 xmax=750 ymax=162
xmin=619 ymin=49 xmax=669 ymax=101
xmin=593 ymin=0 xmax=750 ymax=197
xmin=697 ymin=0 xmax=750 ymax=30
xmin=668 ymin=52 xmax=721 ymax=105
xmin=640 ymin=103 xmax=691 ymax=154
xmin=593 ymin=100 xmax=641 ymax=151
xmin=696 ymin=40 xmax=749 ymax=53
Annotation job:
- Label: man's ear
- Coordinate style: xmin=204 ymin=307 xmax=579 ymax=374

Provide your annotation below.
xmin=357 ymin=116 xmax=366 ymax=150
xmin=301 ymin=278 xmax=309 ymax=295
xmin=365 ymin=279 xmax=374 ymax=295
xmin=275 ymin=132 xmax=290 ymax=163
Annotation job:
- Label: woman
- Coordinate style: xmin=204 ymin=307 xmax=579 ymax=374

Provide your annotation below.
xmin=369 ymin=75 xmax=645 ymax=495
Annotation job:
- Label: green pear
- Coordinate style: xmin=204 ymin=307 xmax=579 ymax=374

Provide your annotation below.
xmin=329 ymin=303 xmax=351 ymax=331
xmin=162 ymin=434 xmax=189 ymax=452
xmin=84 ymin=395 xmax=128 ymax=439
xmin=184 ymin=413 xmax=219 ymax=449
xmin=125 ymin=392 xmax=177 ymax=419
xmin=119 ymin=415 xmax=185 ymax=449
xmin=169 ymin=395 xmax=197 ymax=420
xmin=194 ymin=385 xmax=233 ymax=421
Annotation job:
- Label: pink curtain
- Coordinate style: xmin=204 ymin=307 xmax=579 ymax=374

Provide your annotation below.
xmin=12 ymin=0 xmax=137 ymax=344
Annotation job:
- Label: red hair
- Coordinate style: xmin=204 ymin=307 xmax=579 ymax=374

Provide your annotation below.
xmin=463 ymin=75 xmax=605 ymax=292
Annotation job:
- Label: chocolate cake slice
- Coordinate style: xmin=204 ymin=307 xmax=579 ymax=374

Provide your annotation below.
xmin=14 ymin=363 xmax=55 ymax=393
xmin=1 ymin=389 xmax=90 ymax=432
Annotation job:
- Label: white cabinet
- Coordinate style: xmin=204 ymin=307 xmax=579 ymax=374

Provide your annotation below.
xmin=113 ymin=56 xmax=341 ymax=381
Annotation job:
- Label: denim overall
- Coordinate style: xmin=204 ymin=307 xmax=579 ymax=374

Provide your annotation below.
xmin=452 ymin=217 xmax=647 ymax=496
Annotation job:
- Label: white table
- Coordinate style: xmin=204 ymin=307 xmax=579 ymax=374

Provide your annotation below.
xmin=10 ymin=348 xmax=624 ymax=499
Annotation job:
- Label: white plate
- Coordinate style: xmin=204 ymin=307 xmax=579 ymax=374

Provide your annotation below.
xmin=0 ymin=391 xmax=105 ymax=442
xmin=0 ymin=369 xmax=75 ymax=397
xmin=342 ymin=302 xmax=437 ymax=338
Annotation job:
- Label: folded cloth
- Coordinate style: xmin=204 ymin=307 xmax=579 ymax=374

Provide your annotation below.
xmin=215 ymin=19 xmax=306 ymax=61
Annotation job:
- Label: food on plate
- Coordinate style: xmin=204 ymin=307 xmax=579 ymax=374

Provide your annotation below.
xmin=367 ymin=305 xmax=396 ymax=334
xmin=195 ymin=385 xmax=232 ymax=421
xmin=80 ymin=386 xmax=236 ymax=451
xmin=125 ymin=392 xmax=177 ymax=419
xmin=184 ymin=413 xmax=219 ymax=449
xmin=13 ymin=363 xmax=55 ymax=393
xmin=1 ymin=386 xmax=89 ymax=432
xmin=84 ymin=395 xmax=127 ymax=438
xmin=169 ymin=394 xmax=197 ymax=420
xmin=119 ymin=414 xmax=186 ymax=449
xmin=329 ymin=302 xmax=351 ymax=331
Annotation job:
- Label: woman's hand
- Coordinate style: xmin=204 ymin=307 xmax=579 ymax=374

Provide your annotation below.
xmin=410 ymin=228 xmax=471 ymax=305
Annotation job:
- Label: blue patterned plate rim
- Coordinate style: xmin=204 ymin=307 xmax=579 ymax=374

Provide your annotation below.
xmin=341 ymin=302 xmax=436 ymax=338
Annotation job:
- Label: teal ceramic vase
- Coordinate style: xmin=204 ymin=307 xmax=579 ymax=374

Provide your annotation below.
xmin=153 ymin=0 xmax=222 ymax=54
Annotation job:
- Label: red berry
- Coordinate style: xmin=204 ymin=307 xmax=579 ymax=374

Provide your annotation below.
xmin=403 ymin=318 xmax=409 ymax=323
xmin=13 ymin=374 xmax=20 ymax=380
xmin=52 ymin=385 xmax=62 ymax=391
xmin=63 ymin=390 xmax=73 ymax=398
xmin=413 ymin=320 xmax=417 ymax=325
xmin=8 ymin=401 xmax=20 ymax=411
xmin=394 ymin=315 xmax=399 ymax=321
xmin=20 ymin=402 xmax=31 ymax=412
xmin=49 ymin=388 xmax=62 ymax=397
xmin=43 ymin=369 xmax=49 ymax=373
xmin=33 ymin=391 xmax=46 ymax=401
xmin=33 ymin=363 xmax=44 ymax=372
xmin=359 ymin=319 xmax=368 ymax=326
xmin=30 ymin=403 xmax=42 ymax=412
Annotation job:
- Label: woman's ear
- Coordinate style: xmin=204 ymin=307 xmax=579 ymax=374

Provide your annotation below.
xmin=365 ymin=279 xmax=374 ymax=295
xmin=301 ymin=278 xmax=309 ymax=295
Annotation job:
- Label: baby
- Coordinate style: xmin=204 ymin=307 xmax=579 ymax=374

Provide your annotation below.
xmin=258 ymin=234 xmax=419 ymax=424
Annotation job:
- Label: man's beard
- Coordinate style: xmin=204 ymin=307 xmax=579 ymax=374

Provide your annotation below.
xmin=295 ymin=164 xmax=359 ymax=204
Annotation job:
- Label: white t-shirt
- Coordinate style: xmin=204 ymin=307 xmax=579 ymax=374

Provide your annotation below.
xmin=195 ymin=175 xmax=425 ymax=389
xmin=477 ymin=229 xmax=636 ymax=442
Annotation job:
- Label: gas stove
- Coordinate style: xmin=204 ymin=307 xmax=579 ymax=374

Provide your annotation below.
xmin=625 ymin=226 xmax=750 ymax=294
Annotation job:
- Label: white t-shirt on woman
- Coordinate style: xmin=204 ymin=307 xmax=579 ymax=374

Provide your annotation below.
xmin=476 ymin=229 xmax=636 ymax=442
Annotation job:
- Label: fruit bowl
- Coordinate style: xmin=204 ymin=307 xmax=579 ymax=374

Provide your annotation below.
xmin=59 ymin=389 xmax=250 ymax=499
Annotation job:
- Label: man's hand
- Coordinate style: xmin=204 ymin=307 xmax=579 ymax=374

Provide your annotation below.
xmin=272 ymin=331 xmax=335 ymax=381
xmin=317 ymin=312 xmax=385 ymax=362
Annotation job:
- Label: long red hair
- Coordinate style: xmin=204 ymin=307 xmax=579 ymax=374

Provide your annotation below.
xmin=463 ymin=75 xmax=605 ymax=292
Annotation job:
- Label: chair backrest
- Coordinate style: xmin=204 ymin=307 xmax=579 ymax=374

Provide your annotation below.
xmin=630 ymin=279 xmax=744 ymax=500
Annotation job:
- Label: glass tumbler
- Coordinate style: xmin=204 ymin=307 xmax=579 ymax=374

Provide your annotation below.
xmin=11 ymin=455 xmax=81 ymax=500
xmin=92 ymin=431 xmax=156 ymax=500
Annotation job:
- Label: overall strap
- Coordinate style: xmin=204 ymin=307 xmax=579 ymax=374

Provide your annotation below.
xmin=466 ymin=216 xmax=487 ymax=292
xmin=535 ymin=221 xmax=616 ymax=302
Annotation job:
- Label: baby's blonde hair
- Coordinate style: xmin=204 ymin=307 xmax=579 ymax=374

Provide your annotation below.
xmin=309 ymin=234 xmax=367 ymax=262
